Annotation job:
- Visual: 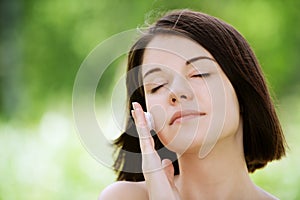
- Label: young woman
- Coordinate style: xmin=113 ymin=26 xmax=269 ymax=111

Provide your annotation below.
xmin=99 ymin=9 xmax=286 ymax=200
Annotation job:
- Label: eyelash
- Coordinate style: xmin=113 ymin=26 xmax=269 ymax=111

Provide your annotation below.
xmin=150 ymin=83 xmax=167 ymax=93
xmin=149 ymin=73 xmax=209 ymax=93
xmin=191 ymin=73 xmax=210 ymax=78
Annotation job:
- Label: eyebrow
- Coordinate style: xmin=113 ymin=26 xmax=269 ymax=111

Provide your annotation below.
xmin=143 ymin=56 xmax=216 ymax=78
xmin=143 ymin=68 xmax=162 ymax=78
xmin=186 ymin=56 xmax=216 ymax=65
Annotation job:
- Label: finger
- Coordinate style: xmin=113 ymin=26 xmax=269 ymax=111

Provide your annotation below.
xmin=132 ymin=103 xmax=180 ymax=199
xmin=162 ymin=159 xmax=175 ymax=187
xmin=132 ymin=102 xmax=155 ymax=153
xmin=132 ymin=102 xmax=161 ymax=174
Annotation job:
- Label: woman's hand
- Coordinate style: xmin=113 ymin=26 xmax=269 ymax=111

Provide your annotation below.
xmin=132 ymin=102 xmax=181 ymax=200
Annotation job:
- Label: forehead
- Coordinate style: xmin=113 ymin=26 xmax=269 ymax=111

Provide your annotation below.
xmin=142 ymin=35 xmax=213 ymax=65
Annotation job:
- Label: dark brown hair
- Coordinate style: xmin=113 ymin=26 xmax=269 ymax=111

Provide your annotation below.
xmin=113 ymin=9 xmax=286 ymax=181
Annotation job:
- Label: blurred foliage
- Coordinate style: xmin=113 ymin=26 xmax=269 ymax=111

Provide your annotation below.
xmin=0 ymin=0 xmax=299 ymax=121
xmin=0 ymin=0 xmax=299 ymax=199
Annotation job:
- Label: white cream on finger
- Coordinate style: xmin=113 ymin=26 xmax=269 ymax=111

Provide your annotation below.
xmin=144 ymin=112 xmax=155 ymax=130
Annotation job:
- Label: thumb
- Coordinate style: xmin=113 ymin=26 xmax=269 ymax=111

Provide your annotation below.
xmin=162 ymin=159 xmax=175 ymax=187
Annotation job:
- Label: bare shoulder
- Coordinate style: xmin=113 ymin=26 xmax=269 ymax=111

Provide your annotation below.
xmin=98 ymin=181 xmax=148 ymax=200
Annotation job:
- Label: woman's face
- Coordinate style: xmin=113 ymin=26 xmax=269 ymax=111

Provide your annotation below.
xmin=141 ymin=35 xmax=241 ymax=156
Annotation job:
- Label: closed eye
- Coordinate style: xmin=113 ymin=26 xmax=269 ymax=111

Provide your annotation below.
xmin=150 ymin=83 xmax=167 ymax=93
xmin=191 ymin=73 xmax=210 ymax=78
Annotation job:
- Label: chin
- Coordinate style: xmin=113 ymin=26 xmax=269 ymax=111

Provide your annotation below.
xmin=157 ymin=125 xmax=209 ymax=155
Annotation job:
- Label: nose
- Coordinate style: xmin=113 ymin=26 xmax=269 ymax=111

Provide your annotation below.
xmin=169 ymin=77 xmax=193 ymax=104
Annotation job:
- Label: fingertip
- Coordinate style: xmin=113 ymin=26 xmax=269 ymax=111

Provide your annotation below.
xmin=131 ymin=110 xmax=135 ymax=119
xmin=162 ymin=159 xmax=175 ymax=186
xmin=162 ymin=159 xmax=172 ymax=168
xmin=132 ymin=102 xmax=140 ymax=110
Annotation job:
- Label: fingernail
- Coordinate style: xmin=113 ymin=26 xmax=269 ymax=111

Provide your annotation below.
xmin=132 ymin=102 xmax=138 ymax=110
xmin=131 ymin=110 xmax=135 ymax=118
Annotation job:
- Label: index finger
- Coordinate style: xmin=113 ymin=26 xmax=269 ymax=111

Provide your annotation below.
xmin=132 ymin=102 xmax=155 ymax=154
xmin=132 ymin=102 xmax=165 ymax=173
xmin=132 ymin=103 xmax=174 ymax=198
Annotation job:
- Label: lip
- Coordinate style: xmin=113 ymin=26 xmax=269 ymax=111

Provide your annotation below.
xmin=169 ymin=110 xmax=206 ymax=125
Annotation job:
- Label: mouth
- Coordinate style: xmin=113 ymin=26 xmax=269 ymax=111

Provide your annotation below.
xmin=169 ymin=110 xmax=206 ymax=125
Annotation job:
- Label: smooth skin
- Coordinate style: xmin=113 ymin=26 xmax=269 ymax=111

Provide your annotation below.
xmin=99 ymin=35 xmax=278 ymax=200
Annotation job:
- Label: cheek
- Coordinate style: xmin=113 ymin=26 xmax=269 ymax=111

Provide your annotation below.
xmin=197 ymin=77 xmax=240 ymax=157
xmin=145 ymin=95 xmax=168 ymax=132
xmin=226 ymin=90 xmax=240 ymax=133
xmin=220 ymin=83 xmax=240 ymax=137
xmin=193 ymin=83 xmax=212 ymax=112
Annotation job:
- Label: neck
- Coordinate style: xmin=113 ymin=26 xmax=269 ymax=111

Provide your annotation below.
xmin=175 ymin=124 xmax=257 ymax=199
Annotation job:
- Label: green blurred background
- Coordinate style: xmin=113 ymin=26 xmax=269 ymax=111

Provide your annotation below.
xmin=0 ymin=0 xmax=299 ymax=199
